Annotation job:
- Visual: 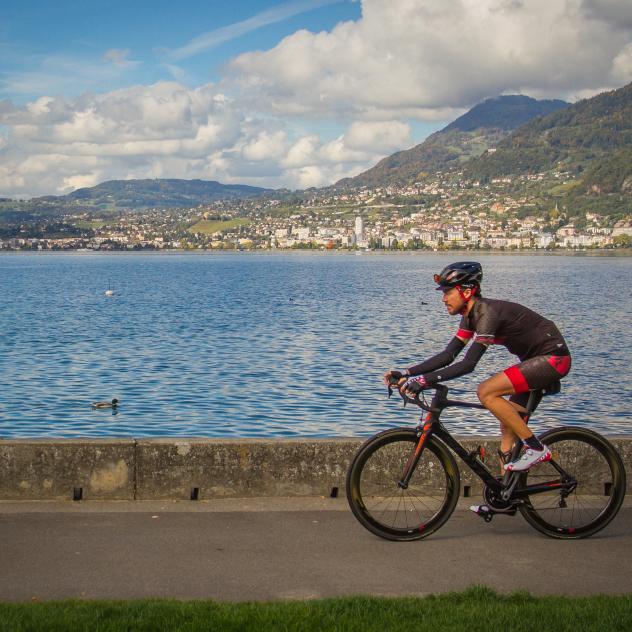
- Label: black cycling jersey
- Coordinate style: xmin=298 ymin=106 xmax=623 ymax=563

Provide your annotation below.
xmin=458 ymin=298 xmax=570 ymax=360
xmin=407 ymin=297 xmax=570 ymax=386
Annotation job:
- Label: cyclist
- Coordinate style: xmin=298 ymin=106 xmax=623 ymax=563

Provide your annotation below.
xmin=384 ymin=261 xmax=571 ymax=473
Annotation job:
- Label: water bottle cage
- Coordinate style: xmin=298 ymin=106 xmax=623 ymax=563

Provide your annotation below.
xmin=468 ymin=445 xmax=486 ymax=463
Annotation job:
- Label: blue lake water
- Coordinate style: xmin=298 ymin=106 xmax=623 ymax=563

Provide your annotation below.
xmin=0 ymin=252 xmax=630 ymax=438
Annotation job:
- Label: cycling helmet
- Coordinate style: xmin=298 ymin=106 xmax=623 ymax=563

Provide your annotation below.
xmin=434 ymin=261 xmax=482 ymax=291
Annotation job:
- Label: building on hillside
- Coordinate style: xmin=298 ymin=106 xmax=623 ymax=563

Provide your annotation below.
xmin=612 ymin=219 xmax=632 ymax=237
xmin=355 ymin=216 xmax=364 ymax=242
xmin=556 ymin=224 xmax=575 ymax=238
xmin=535 ymin=233 xmax=554 ymax=248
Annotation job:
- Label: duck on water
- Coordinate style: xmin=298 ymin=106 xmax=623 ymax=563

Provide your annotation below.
xmin=91 ymin=398 xmax=119 ymax=409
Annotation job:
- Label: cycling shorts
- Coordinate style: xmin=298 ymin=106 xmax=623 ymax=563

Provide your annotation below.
xmin=504 ymin=354 xmax=571 ymax=394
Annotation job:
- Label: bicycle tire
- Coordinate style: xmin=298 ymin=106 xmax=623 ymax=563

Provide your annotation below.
xmin=518 ymin=427 xmax=626 ymax=539
xmin=346 ymin=428 xmax=460 ymax=541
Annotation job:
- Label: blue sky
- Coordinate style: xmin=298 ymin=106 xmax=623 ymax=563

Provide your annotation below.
xmin=1 ymin=0 xmax=631 ymax=198
xmin=1 ymin=0 xmax=360 ymax=100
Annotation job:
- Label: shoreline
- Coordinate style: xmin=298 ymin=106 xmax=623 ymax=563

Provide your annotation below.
xmin=1 ymin=248 xmax=632 ymax=257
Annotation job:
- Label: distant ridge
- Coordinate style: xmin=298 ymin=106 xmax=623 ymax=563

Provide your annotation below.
xmin=335 ymin=95 xmax=570 ymax=189
xmin=36 ymin=178 xmax=271 ymax=209
xmin=443 ymin=95 xmax=569 ymax=132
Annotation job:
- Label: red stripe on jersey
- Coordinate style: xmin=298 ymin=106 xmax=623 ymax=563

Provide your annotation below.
xmin=457 ymin=328 xmax=474 ymax=339
xmin=505 ymin=366 xmax=530 ymax=393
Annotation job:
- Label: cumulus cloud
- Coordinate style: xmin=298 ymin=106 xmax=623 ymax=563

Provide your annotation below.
xmin=0 ymin=83 xmax=241 ymax=197
xmin=242 ymin=130 xmax=288 ymax=161
xmin=343 ymin=120 xmax=411 ymax=152
xmin=0 ymin=81 xmax=406 ymax=197
xmin=228 ymin=0 xmax=632 ymax=117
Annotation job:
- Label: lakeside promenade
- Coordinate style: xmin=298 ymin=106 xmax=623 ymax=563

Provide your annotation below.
xmin=1 ymin=498 xmax=631 ymax=602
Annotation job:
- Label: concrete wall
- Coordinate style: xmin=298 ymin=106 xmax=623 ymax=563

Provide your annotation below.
xmin=1 ymin=437 xmax=630 ymax=501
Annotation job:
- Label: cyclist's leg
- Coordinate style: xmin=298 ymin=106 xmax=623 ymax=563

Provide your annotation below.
xmin=477 ymin=372 xmax=534 ymax=442
xmin=477 ymin=371 xmax=552 ymax=474
xmin=494 ymin=393 xmax=535 ymax=472
xmin=486 ymin=356 xmax=571 ymax=471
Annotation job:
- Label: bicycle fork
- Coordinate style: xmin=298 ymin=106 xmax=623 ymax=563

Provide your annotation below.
xmin=398 ymin=414 xmax=433 ymax=489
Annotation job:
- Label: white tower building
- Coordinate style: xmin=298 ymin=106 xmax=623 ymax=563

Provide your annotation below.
xmin=355 ymin=216 xmax=364 ymax=242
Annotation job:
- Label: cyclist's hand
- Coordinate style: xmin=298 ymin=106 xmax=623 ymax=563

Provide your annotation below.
xmin=383 ymin=369 xmax=408 ymax=387
xmin=403 ymin=375 xmax=427 ymax=398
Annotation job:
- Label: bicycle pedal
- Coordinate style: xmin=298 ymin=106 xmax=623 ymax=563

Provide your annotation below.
xmin=470 ymin=505 xmax=494 ymax=522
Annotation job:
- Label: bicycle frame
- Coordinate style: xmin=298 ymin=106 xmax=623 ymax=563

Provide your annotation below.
xmin=399 ymin=384 xmax=575 ymax=502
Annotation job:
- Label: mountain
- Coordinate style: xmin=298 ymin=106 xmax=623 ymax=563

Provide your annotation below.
xmin=38 ymin=178 xmax=270 ymax=209
xmin=335 ymin=95 xmax=570 ymax=188
xmin=442 ymin=95 xmax=569 ymax=132
xmin=463 ymin=82 xmax=632 ymax=182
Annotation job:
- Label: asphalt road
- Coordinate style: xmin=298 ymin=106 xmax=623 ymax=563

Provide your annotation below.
xmin=1 ymin=498 xmax=631 ymax=602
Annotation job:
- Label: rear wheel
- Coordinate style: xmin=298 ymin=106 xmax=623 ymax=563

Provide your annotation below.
xmin=518 ymin=427 xmax=626 ymax=539
xmin=346 ymin=428 xmax=460 ymax=541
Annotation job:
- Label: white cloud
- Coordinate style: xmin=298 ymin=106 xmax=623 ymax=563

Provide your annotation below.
xmin=242 ymin=130 xmax=288 ymax=161
xmin=0 ymin=82 xmax=397 ymax=197
xmin=61 ymin=173 xmax=102 ymax=192
xmin=228 ymin=0 xmax=632 ymax=117
xmin=283 ymin=135 xmax=321 ymax=168
xmin=343 ymin=120 xmax=411 ymax=152
xmin=2 ymin=0 xmax=632 ymax=198
xmin=165 ymin=0 xmax=345 ymax=61
xmin=611 ymin=42 xmax=632 ymax=85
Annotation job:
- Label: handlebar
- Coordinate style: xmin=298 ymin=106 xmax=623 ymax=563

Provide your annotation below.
xmin=387 ymin=376 xmax=436 ymax=411
xmin=387 ymin=378 xmax=485 ymax=414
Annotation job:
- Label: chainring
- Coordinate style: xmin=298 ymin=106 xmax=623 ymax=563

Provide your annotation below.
xmin=482 ymin=485 xmax=515 ymax=511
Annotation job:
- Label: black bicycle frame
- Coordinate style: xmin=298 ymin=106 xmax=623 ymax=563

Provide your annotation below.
xmin=399 ymin=384 xmax=575 ymax=499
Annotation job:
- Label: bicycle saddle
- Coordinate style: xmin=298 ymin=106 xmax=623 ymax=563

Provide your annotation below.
xmin=543 ymin=380 xmax=561 ymax=396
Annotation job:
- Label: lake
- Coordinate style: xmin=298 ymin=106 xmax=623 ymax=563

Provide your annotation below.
xmin=0 ymin=252 xmax=630 ymax=438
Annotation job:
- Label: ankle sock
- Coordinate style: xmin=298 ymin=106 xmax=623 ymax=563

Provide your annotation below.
xmin=524 ymin=435 xmax=544 ymax=451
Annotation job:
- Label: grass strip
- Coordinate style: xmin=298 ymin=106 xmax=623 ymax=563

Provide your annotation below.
xmin=1 ymin=586 xmax=632 ymax=632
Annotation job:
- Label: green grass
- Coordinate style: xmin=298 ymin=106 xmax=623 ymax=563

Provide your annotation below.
xmin=546 ymin=180 xmax=582 ymax=195
xmin=2 ymin=587 xmax=632 ymax=632
xmin=188 ymin=218 xmax=249 ymax=235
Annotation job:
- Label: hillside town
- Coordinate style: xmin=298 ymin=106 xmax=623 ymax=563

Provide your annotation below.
xmin=1 ymin=172 xmax=631 ymax=252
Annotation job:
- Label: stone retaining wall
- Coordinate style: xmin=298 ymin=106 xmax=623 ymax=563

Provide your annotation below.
xmin=1 ymin=437 xmax=630 ymax=501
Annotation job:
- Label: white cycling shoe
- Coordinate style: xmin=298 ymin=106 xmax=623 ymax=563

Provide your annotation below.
xmin=505 ymin=446 xmax=551 ymax=472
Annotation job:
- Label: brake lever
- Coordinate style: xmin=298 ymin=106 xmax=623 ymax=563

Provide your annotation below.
xmin=387 ymin=379 xmax=415 ymax=408
xmin=387 ymin=382 xmax=406 ymax=406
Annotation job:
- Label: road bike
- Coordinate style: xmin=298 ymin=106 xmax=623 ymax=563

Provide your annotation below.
xmin=346 ymin=381 xmax=626 ymax=540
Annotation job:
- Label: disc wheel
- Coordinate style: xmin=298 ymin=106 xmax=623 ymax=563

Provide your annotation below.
xmin=518 ymin=427 xmax=626 ymax=539
xmin=346 ymin=428 xmax=460 ymax=541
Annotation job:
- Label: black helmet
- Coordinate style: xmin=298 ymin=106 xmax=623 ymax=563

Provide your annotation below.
xmin=434 ymin=261 xmax=482 ymax=290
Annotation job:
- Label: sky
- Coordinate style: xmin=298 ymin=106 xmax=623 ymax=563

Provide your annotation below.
xmin=1 ymin=0 xmax=632 ymax=199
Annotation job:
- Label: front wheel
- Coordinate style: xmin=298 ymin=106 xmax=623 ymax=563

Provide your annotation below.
xmin=346 ymin=428 xmax=460 ymax=541
xmin=518 ymin=427 xmax=626 ymax=539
